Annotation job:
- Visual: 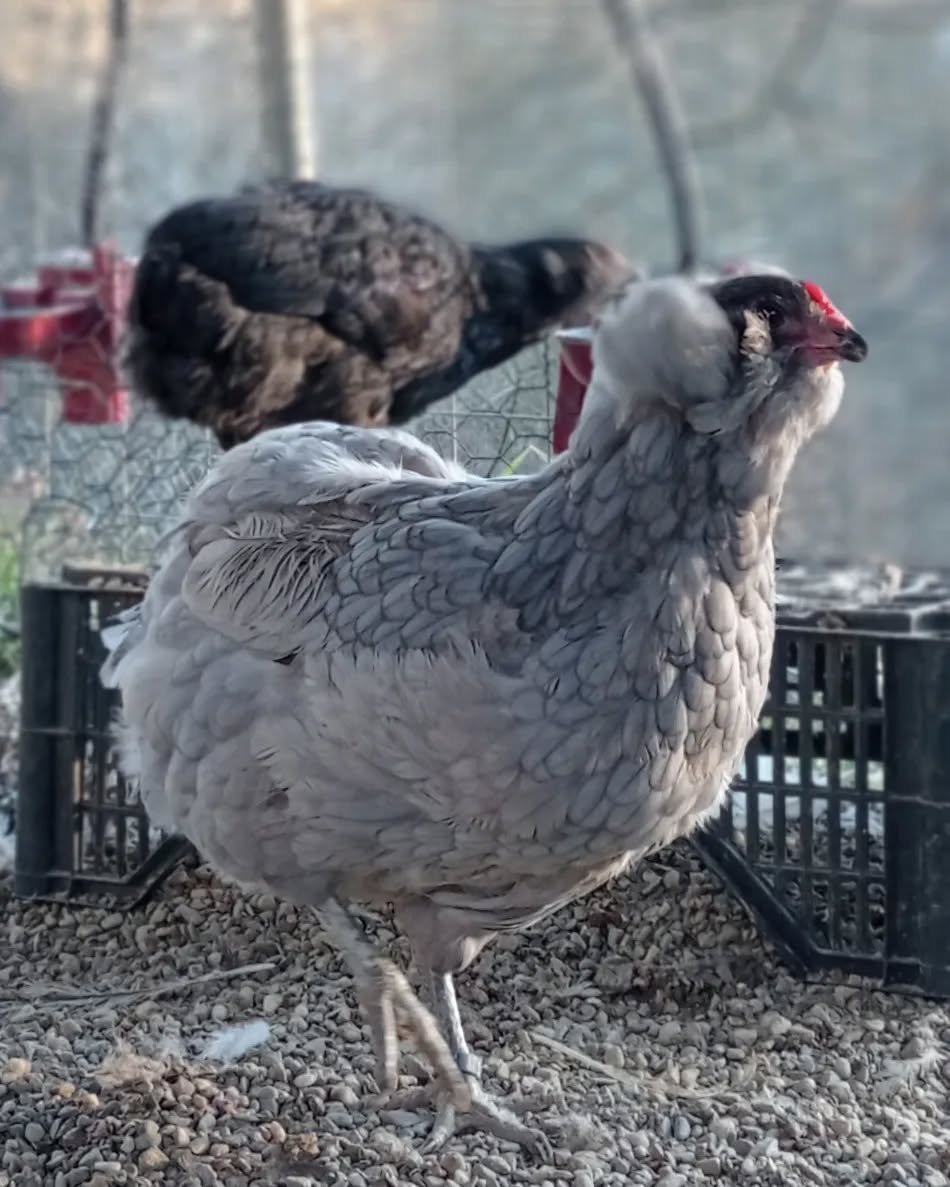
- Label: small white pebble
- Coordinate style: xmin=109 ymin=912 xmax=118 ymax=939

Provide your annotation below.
xmin=441 ymin=1151 xmax=468 ymax=1181
xmin=833 ymin=1056 xmax=852 ymax=1079
xmin=330 ymin=1083 xmax=360 ymax=1107
xmin=711 ymin=1117 xmax=738 ymax=1142
xmin=135 ymin=1119 xmax=161 ymax=1150
xmin=1 ymin=1058 xmax=31 ymax=1080
xmin=138 ymin=1148 xmax=169 ymax=1172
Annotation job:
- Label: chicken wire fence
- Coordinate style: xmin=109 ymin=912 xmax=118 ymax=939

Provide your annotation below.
xmin=0 ymin=364 xmax=214 ymax=584
xmin=0 ymin=342 xmax=557 ymax=589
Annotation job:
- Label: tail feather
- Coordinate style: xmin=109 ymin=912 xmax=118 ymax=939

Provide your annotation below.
xmin=124 ymin=246 xmax=245 ymax=424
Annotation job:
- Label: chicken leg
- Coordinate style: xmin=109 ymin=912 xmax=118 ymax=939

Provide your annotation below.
xmin=319 ymin=900 xmax=469 ymax=1109
xmin=399 ymin=972 xmax=554 ymax=1160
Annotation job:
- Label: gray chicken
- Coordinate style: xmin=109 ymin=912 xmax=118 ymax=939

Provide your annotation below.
xmin=102 ymin=272 xmax=866 ymax=1154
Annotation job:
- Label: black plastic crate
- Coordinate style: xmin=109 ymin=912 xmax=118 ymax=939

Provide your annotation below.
xmin=697 ymin=588 xmax=950 ymax=998
xmin=15 ymin=577 xmax=193 ymax=904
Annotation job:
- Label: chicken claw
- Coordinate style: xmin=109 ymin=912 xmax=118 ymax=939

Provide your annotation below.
xmin=425 ymin=1079 xmax=554 ymax=1161
xmin=320 ymin=900 xmax=469 ymax=1108
xmin=411 ymin=972 xmax=553 ymax=1160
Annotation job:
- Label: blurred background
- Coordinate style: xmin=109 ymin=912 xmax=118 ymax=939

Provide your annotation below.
xmin=0 ymin=0 xmax=948 ymax=591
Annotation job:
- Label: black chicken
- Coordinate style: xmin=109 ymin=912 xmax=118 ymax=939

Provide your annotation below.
xmin=124 ymin=180 xmax=635 ymax=449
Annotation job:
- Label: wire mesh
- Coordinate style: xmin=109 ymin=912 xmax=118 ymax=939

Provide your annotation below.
xmin=0 ymin=339 xmax=557 ymax=590
xmin=0 ymin=361 xmax=216 ymax=581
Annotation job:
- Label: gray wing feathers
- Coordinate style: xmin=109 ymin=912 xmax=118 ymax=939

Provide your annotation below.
xmin=180 ymin=508 xmax=360 ymax=651
xmin=183 ymin=422 xmax=470 ymax=524
xmin=176 ymin=423 xmax=484 ymax=653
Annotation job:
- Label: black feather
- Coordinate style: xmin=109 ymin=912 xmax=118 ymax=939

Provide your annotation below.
xmin=125 ymin=181 xmax=634 ymax=448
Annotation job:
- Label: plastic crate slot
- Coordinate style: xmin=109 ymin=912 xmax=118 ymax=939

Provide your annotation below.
xmin=809 ymin=797 xmax=827 ymax=868
xmin=868 ymin=882 xmax=886 ymax=954
xmin=867 ymin=802 xmax=884 ymax=872
xmin=798 ymin=642 xmax=815 ymax=785
xmin=746 ymin=784 xmax=760 ymax=862
xmin=809 ymin=877 xmax=831 ymax=948
xmin=730 ymin=788 xmax=747 ymax=854
xmin=780 ymin=794 xmax=797 ymax=865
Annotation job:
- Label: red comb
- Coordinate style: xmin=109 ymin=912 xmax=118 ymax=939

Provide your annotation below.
xmin=803 ymin=280 xmax=852 ymax=329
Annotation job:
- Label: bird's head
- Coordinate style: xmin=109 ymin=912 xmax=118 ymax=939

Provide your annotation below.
xmin=495 ymin=238 xmax=640 ymax=329
xmin=562 ymin=240 xmax=642 ymax=322
xmin=585 ymin=272 xmax=867 ymax=445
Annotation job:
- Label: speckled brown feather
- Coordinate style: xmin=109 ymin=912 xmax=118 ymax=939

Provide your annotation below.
xmin=124 ymin=180 xmax=634 ymax=448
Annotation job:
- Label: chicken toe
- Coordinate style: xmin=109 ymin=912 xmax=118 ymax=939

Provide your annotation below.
xmin=319 ymin=900 xmax=469 ymax=1108
xmin=423 ymin=1079 xmax=554 ymax=1161
xmin=421 ymin=972 xmax=552 ymax=1160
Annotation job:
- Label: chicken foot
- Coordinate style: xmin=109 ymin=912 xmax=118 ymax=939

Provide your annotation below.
xmin=319 ymin=900 xmax=469 ymax=1109
xmin=395 ymin=972 xmax=554 ymax=1161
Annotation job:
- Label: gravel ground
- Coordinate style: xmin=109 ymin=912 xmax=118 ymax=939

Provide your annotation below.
xmin=1 ymin=845 xmax=948 ymax=1187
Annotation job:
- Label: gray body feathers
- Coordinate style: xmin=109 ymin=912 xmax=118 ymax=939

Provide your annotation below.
xmin=105 ymin=277 xmax=847 ymax=975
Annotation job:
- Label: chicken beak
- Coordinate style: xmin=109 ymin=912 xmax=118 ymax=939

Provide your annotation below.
xmin=804 ymin=318 xmax=868 ymax=365
xmin=836 ymin=326 xmax=868 ymax=363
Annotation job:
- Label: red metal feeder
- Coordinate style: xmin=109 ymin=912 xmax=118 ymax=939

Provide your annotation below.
xmin=0 ymin=244 xmax=135 ymax=426
xmin=552 ymin=326 xmax=594 ymax=455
